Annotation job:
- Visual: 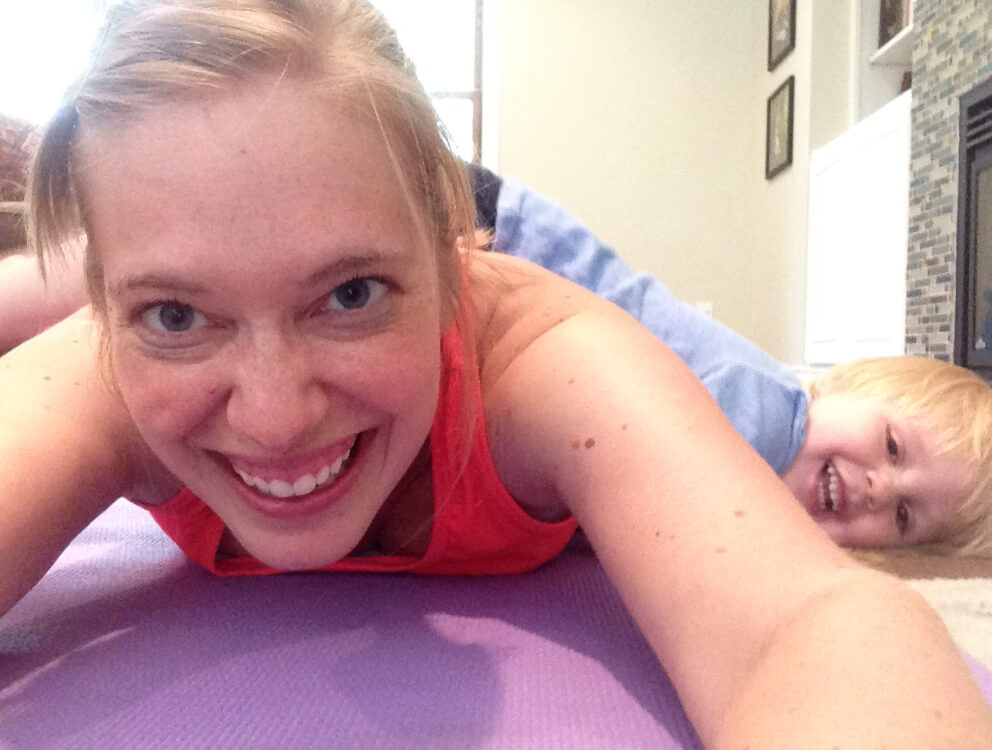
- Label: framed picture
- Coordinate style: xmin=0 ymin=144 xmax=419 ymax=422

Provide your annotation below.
xmin=765 ymin=76 xmax=795 ymax=180
xmin=767 ymin=0 xmax=796 ymax=71
xmin=878 ymin=0 xmax=908 ymax=48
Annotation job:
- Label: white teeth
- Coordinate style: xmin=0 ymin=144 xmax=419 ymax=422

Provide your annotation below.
xmin=232 ymin=439 xmax=356 ymax=499
xmin=293 ymin=474 xmax=317 ymax=496
xmin=268 ymin=480 xmax=294 ymax=498
xmin=817 ymin=462 xmax=841 ymax=512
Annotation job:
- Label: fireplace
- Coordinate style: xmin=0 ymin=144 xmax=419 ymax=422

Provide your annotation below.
xmin=954 ymin=77 xmax=992 ymax=376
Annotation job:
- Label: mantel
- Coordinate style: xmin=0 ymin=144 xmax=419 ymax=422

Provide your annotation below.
xmin=870 ymin=23 xmax=913 ymax=67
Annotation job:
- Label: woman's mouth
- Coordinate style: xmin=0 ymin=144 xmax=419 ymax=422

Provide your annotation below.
xmin=220 ymin=434 xmax=364 ymax=521
xmin=231 ymin=438 xmax=357 ymax=498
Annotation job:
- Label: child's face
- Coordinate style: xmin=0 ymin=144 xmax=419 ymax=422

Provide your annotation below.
xmin=780 ymin=392 xmax=971 ymax=548
xmin=82 ymin=81 xmax=447 ymax=570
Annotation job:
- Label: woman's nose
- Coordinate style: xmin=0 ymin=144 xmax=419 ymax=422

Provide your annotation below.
xmin=225 ymin=335 xmax=329 ymax=453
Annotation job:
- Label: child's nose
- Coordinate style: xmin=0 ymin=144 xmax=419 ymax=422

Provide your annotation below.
xmin=225 ymin=335 xmax=329 ymax=453
xmin=865 ymin=468 xmax=894 ymax=512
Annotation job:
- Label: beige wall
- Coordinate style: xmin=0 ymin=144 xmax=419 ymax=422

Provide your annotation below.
xmin=495 ymin=0 xmax=846 ymax=364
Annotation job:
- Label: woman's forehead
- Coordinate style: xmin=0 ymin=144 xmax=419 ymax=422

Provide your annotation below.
xmin=80 ymin=84 xmax=429 ymax=257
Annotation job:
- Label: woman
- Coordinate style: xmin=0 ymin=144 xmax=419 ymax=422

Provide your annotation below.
xmin=2 ymin=1 xmax=990 ymax=745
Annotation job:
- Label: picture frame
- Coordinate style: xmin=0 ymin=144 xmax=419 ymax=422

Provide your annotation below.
xmin=767 ymin=0 xmax=796 ymax=71
xmin=765 ymin=76 xmax=795 ymax=180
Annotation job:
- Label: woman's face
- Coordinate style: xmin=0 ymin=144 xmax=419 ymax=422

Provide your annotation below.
xmin=82 ymin=81 xmax=448 ymax=570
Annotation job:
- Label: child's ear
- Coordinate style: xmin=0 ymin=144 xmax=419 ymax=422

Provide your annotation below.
xmin=808 ymin=381 xmax=820 ymax=400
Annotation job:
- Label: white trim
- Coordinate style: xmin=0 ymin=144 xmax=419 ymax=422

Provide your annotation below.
xmin=480 ymin=0 xmax=500 ymax=169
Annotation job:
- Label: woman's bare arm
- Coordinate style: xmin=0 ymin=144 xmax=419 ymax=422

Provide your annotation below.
xmin=0 ymin=310 xmax=135 ymax=615
xmin=483 ymin=263 xmax=992 ymax=746
xmin=0 ymin=248 xmax=87 ymax=355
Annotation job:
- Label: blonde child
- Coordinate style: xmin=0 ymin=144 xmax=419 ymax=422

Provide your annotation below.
xmin=1 ymin=2 xmax=991 ymax=744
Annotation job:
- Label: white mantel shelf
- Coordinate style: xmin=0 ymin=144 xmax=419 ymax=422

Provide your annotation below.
xmin=870 ymin=24 xmax=913 ymax=67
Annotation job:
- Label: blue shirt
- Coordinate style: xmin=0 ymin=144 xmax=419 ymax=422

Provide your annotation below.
xmin=493 ymin=177 xmax=807 ymax=474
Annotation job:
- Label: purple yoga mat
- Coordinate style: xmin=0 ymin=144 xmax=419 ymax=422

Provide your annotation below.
xmin=0 ymin=500 xmax=989 ymax=749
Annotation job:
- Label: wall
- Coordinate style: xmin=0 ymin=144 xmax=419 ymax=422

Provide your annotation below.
xmin=494 ymin=1 xmax=863 ymax=364
xmin=810 ymin=1 xmax=856 ymax=149
xmin=495 ymin=0 xmax=807 ymax=361
xmin=906 ymin=0 xmax=992 ymax=359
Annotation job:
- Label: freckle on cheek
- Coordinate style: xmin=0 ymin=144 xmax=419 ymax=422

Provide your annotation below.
xmin=584 ymin=438 xmax=596 ymax=449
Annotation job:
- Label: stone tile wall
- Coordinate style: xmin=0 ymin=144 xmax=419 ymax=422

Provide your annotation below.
xmin=906 ymin=0 xmax=992 ymax=359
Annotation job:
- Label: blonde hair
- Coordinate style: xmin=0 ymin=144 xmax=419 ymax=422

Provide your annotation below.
xmin=26 ymin=0 xmax=478 ymax=320
xmin=811 ymin=356 xmax=992 ymax=557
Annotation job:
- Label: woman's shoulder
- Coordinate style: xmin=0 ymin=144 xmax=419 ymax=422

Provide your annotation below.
xmin=466 ymin=251 xmax=613 ymax=394
xmin=0 ymin=309 xmax=178 ymax=503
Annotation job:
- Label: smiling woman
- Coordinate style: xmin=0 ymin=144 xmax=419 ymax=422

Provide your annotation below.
xmin=81 ymin=84 xmax=450 ymax=570
xmin=1 ymin=1 xmax=992 ymax=747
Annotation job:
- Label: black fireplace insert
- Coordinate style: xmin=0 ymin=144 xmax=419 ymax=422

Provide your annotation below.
xmin=954 ymin=77 xmax=992 ymax=376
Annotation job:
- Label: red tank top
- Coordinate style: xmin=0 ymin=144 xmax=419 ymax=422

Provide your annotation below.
xmin=141 ymin=320 xmax=577 ymax=576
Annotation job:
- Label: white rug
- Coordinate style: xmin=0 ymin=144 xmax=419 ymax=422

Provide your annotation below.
xmin=911 ymin=577 xmax=992 ymax=671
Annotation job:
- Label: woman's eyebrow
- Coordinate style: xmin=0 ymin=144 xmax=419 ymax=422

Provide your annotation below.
xmin=108 ymin=248 xmax=410 ymax=297
xmin=109 ymin=273 xmax=209 ymax=296
xmin=302 ymin=248 xmax=412 ymax=286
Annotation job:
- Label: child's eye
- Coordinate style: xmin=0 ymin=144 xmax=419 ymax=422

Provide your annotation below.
xmin=141 ymin=301 xmax=207 ymax=333
xmin=895 ymin=500 xmax=910 ymax=536
xmin=327 ymin=278 xmax=387 ymax=311
xmin=885 ymin=426 xmax=899 ymax=461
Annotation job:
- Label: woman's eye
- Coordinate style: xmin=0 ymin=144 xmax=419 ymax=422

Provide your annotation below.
xmin=141 ymin=302 xmax=206 ymax=333
xmin=327 ymin=278 xmax=387 ymax=311
xmin=895 ymin=500 xmax=910 ymax=535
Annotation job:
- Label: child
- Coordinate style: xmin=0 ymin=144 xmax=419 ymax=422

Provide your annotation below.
xmin=2 ymin=3 xmax=991 ymax=743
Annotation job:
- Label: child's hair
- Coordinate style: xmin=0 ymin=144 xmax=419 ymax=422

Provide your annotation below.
xmin=810 ymin=356 xmax=992 ymax=557
xmin=26 ymin=0 xmax=478 ymax=322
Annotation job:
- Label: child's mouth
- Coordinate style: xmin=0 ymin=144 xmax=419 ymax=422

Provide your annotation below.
xmin=817 ymin=460 xmax=842 ymax=513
